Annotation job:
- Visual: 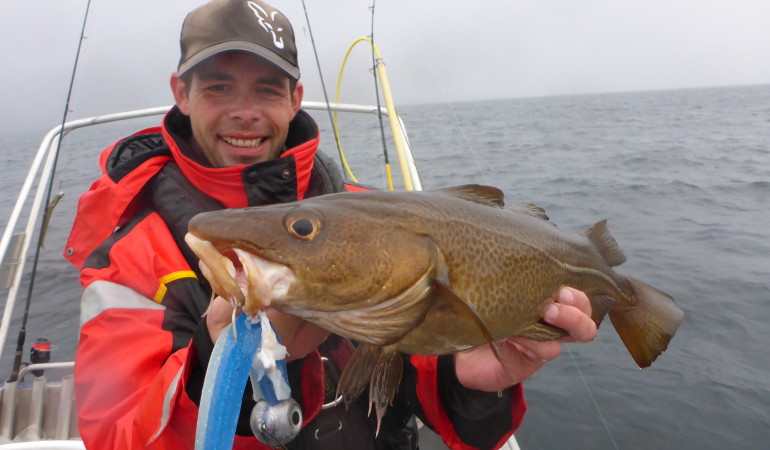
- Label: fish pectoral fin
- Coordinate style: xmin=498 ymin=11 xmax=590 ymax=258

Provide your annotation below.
xmin=368 ymin=345 xmax=403 ymax=436
xmin=518 ymin=321 xmax=568 ymax=341
xmin=436 ymin=185 xmax=505 ymax=208
xmin=433 ymin=280 xmax=505 ymax=364
xmin=314 ymin=262 xmax=436 ymax=347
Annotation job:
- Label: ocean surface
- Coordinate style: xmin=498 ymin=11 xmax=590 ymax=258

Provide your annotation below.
xmin=1 ymin=84 xmax=769 ymax=449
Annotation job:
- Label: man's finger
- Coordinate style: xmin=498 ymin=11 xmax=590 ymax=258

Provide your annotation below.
xmin=543 ymin=302 xmax=597 ymax=343
xmin=557 ymin=287 xmax=592 ymax=315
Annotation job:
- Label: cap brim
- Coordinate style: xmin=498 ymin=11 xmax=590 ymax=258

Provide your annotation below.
xmin=178 ymin=41 xmax=300 ymax=80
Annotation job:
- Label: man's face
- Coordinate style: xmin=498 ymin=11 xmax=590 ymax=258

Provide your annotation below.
xmin=172 ymin=53 xmax=303 ymax=167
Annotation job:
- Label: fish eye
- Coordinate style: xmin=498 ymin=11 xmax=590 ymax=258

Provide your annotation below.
xmin=292 ymin=219 xmax=314 ymax=236
xmin=287 ymin=217 xmax=319 ymax=240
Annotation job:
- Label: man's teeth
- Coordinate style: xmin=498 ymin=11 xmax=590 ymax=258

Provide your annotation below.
xmin=223 ymin=136 xmax=264 ymax=147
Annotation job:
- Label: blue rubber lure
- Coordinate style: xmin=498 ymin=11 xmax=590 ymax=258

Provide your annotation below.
xmin=194 ymin=312 xmax=296 ymax=449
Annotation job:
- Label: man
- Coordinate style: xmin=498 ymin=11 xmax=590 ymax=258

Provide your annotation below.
xmin=65 ymin=0 xmax=597 ymax=448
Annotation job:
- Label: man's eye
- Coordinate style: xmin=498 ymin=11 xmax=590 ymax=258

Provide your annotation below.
xmin=207 ymin=84 xmax=228 ymax=92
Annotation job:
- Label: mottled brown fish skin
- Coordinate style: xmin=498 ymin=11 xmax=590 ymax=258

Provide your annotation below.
xmin=371 ymin=189 xmax=627 ymax=354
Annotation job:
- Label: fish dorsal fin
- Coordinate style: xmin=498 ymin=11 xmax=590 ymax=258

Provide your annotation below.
xmin=437 ymin=185 xmax=505 ymax=208
xmin=583 ymin=220 xmax=627 ymax=267
xmin=513 ymin=203 xmax=551 ymax=222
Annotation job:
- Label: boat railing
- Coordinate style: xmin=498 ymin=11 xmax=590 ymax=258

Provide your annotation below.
xmin=1 ymin=367 xmax=78 ymax=443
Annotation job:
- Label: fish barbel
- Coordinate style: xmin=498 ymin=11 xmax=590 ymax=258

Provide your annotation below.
xmin=185 ymin=185 xmax=683 ymax=428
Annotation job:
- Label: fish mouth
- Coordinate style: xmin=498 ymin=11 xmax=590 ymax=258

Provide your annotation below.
xmin=184 ymin=233 xmax=295 ymax=315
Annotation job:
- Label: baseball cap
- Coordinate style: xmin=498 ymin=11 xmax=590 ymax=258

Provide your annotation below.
xmin=178 ymin=0 xmax=300 ymax=80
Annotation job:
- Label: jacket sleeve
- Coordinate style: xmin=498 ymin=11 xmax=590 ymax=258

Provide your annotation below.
xmin=75 ymin=283 xmax=201 ymax=449
xmin=408 ymin=355 xmax=526 ymax=450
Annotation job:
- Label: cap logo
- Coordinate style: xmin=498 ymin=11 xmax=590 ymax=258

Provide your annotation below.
xmin=247 ymin=1 xmax=285 ymax=50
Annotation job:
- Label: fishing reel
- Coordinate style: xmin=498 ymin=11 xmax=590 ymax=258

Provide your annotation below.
xmin=27 ymin=337 xmax=52 ymax=377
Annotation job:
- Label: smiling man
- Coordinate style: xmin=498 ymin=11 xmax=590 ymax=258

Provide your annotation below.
xmin=65 ymin=0 xmax=597 ymax=449
xmin=172 ymin=52 xmax=302 ymax=167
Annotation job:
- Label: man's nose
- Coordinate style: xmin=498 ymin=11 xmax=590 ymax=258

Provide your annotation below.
xmin=229 ymin=92 xmax=263 ymax=121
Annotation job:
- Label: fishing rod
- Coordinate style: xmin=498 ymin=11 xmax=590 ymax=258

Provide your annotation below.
xmin=298 ymin=0 xmax=346 ymax=179
xmin=333 ymin=38 xmax=414 ymax=191
xmin=368 ymin=0 xmax=395 ymax=191
xmin=300 ymin=0 xmax=405 ymax=190
xmin=7 ymin=0 xmax=92 ymax=383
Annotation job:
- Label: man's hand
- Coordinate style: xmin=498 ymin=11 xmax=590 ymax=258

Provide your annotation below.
xmin=454 ymin=287 xmax=597 ymax=392
xmin=206 ymin=296 xmax=330 ymax=362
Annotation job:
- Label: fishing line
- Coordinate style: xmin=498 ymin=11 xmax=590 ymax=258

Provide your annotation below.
xmin=393 ymin=2 xmax=489 ymax=187
xmin=299 ymin=0 xmax=346 ymax=178
xmin=259 ymin=424 xmax=289 ymax=450
xmin=7 ymin=0 xmax=92 ymax=383
xmin=566 ymin=345 xmax=620 ymax=450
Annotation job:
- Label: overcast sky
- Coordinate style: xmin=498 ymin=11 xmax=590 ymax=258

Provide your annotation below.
xmin=2 ymin=0 xmax=770 ymax=133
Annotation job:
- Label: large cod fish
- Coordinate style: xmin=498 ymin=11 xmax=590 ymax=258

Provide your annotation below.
xmin=185 ymin=185 xmax=683 ymax=426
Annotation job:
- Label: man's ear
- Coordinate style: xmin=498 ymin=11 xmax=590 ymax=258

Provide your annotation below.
xmin=290 ymin=81 xmax=304 ymax=118
xmin=170 ymin=72 xmax=190 ymax=115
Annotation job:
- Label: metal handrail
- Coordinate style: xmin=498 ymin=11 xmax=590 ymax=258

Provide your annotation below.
xmin=16 ymin=362 xmax=76 ymax=381
xmin=0 ymin=106 xmax=170 ymax=363
xmin=0 ymin=102 xmax=421 ymax=362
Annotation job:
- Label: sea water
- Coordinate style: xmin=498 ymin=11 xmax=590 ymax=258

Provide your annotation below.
xmin=1 ymin=84 xmax=768 ymax=449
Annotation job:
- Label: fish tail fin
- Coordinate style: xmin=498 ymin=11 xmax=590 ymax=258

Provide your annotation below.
xmin=609 ymin=275 xmax=683 ymax=368
xmin=583 ymin=219 xmax=627 ymax=267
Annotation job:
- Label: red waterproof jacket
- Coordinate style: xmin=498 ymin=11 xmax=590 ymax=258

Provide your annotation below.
xmin=65 ymin=107 xmax=525 ymax=449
